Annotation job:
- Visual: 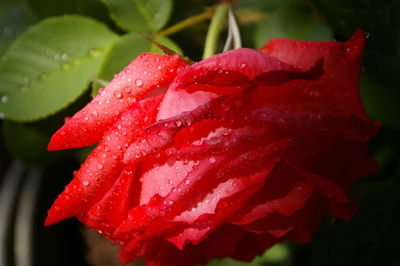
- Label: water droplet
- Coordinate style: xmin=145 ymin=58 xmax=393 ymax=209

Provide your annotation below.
xmin=208 ymin=156 xmax=216 ymax=163
xmin=135 ymin=79 xmax=143 ymax=87
xmin=240 ymin=63 xmax=247 ymax=69
xmin=1 ymin=95 xmax=9 ymax=103
xmin=82 ymin=180 xmax=90 ymax=186
xmin=97 ymin=164 xmax=104 ymax=170
xmin=114 ymin=91 xmax=122 ymax=98
xmin=175 ymin=121 xmax=182 ymax=127
xmin=91 ymin=111 xmax=98 ymax=116
xmin=185 ymin=180 xmax=190 ymax=185
xmin=157 ymin=65 xmax=162 ymax=70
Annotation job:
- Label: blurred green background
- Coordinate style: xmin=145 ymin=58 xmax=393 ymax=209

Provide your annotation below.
xmin=0 ymin=0 xmax=399 ymax=265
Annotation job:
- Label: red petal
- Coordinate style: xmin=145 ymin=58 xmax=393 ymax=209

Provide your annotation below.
xmin=45 ymin=96 xmax=162 ymax=226
xmin=157 ymin=87 xmax=217 ymax=121
xmin=79 ymin=164 xmax=139 ymax=237
xmin=48 ymin=54 xmax=187 ymax=151
xmin=169 ymin=48 xmax=322 ymax=97
xmin=260 ymin=31 xmax=367 ymax=117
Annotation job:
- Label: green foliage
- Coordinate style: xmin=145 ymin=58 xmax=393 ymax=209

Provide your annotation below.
xmin=208 ymin=244 xmax=290 ymax=266
xmin=254 ymin=8 xmax=332 ymax=47
xmin=27 ymin=0 xmax=110 ymax=21
xmin=0 ymin=16 xmax=118 ymax=121
xmin=101 ymin=0 xmax=173 ymax=32
xmin=0 ymin=1 xmax=37 ymax=55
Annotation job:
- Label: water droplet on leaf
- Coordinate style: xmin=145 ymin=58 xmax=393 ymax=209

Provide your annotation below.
xmin=1 ymin=95 xmax=9 ymax=103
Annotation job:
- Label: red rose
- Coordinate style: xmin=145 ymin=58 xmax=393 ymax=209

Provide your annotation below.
xmin=46 ymin=31 xmax=380 ymax=266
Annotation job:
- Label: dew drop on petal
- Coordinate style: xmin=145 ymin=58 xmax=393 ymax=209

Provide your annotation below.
xmin=135 ymin=79 xmax=143 ymax=87
xmin=82 ymin=180 xmax=90 ymax=186
xmin=208 ymin=156 xmax=216 ymax=163
xmin=114 ymin=91 xmax=122 ymax=98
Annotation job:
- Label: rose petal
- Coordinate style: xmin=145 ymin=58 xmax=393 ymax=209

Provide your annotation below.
xmin=260 ymin=31 xmax=367 ymax=117
xmin=45 ymin=96 xmax=162 ymax=226
xmin=48 ymin=54 xmax=187 ymax=151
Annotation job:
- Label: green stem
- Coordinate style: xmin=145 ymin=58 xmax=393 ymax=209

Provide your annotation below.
xmin=202 ymin=3 xmax=230 ymax=59
xmin=155 ymin=8 xmax=215 ymax=37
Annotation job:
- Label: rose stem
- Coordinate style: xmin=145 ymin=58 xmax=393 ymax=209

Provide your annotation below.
xmin=154 ymin=8 xmax=215 ymax=38
xmin=202 ymin=3 xmax=230 ymax=59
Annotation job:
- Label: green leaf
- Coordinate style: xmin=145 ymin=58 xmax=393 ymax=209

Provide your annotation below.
xmin=2 ymin=120 xmax=66 ymax=165
xmin=0 ymin=1 xmax=37 ymax=56
xmin=207 ymin=244 xmax=290 ymax=266
xmin=254 ymin=7 xmax=332 ymax=47
xmin=151 ymin=36 xmax=183 ymax=56
xmin=0 ymin=15 xmax=119 ymax=121
xmin=101 ymin=0 xmax=173 ymax=32
xmin=92 ymin=33 xmax=182 ymax=95
xmin=27 ymin=0 xmax=110 ymax=22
